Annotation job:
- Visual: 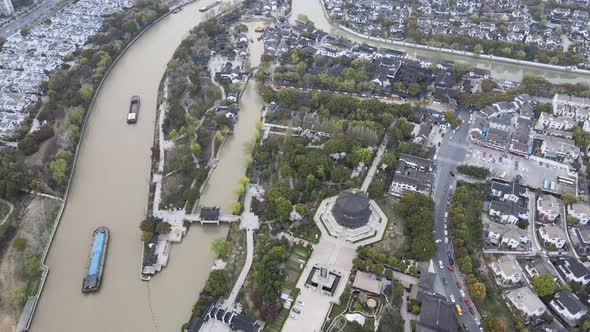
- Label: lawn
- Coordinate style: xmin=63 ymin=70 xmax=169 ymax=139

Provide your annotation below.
xmin=370 ymin=196 xmax=407 ymax=256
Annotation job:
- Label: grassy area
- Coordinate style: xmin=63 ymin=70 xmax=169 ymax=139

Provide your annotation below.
xmin=329 ymin=303 xmax=346 ymax=320
xmin=0 ymin=202 xmax=9 ymax=221
xmin=290 ymin=221 xmax=321 ymax=244
xmin=370 ymin=195 xmax=406 ymax=256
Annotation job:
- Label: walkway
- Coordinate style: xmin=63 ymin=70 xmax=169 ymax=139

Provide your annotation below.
xmin=0 ymin=198 xmax=14 ymax=225
xmin=360 ymin=133 xmax=388 ymax=192
xmin=222 ymin=184 xmax=260 ymax=310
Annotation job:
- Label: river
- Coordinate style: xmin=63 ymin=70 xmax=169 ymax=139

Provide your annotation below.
xmin=27 ymin=0 xmax=590 ymax=330
xmin=292 ymin=0 xmax=590 ymax=84
xmin=30 ymin=1 xmax=235 ymax=331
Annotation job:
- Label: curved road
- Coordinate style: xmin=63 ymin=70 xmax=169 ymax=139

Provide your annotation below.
xmin=31 ymin=1 xmax=228 ymax=331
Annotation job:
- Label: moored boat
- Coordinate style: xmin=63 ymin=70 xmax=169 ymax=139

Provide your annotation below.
xmin=82 ymin=227 xmax=109 ymax=293
xmin=127 ymin=95 xmax=140 ymax=124
xmin=198 ymin=0 xmax=220 ymax=12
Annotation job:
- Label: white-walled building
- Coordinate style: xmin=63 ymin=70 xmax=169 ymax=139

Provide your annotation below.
xmin=492 ymin=255 xmax=523 ymax=284
xmin=537 ymin=195 xmax=561 ymax=222
xmin=539 ymin=225 xmax=566 ymax=249
xmin=550 ymin=290 xmax=587 ymax=327
xmin=568 ymin=201 xmax=590 ymax=225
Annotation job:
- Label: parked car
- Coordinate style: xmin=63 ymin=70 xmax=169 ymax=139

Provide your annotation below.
xmin=293 ymin=308 xmax=301 ymax=314
xmin=465 ymin=299 xmax=470 ymax=306
xmin=468 ymin=306 xmax=475 ymax=316
xmin=456 ymin=281 xmax=462 ymax=288
xmin=290 ymin=314 xmax=298 ymax=320
xmin=460 ymin=289 xmax=466 ymax=298
xmin=448 ymin=265 xmax=454 ymax=271
xmin=447 ymin=251 xmax=452 ymax=258
xmin=449 ymin=257 xmax=454 ymax=266
xmin=296 ymin=300 xmax=304 ymax=306
xmin=450 ymin=295 xmax=455 ymax=303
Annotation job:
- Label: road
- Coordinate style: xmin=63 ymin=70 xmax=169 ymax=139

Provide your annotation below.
xmin=0 ymin=0 xmax=65 ymax=38
xmin=431 ymin=110 xmax=482 ymax=331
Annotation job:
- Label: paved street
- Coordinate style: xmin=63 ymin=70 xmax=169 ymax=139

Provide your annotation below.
xmin=1 ymin=0 xmax=66 ymax=38
xmin=431 ymin=110 xmax=482 ymax=331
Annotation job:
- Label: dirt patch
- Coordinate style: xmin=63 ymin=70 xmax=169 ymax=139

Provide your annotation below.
xmin=0 ymin=196 xmax=61 ymax=331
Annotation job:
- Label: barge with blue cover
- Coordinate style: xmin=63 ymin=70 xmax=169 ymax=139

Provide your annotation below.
xmin=82 ymin=226 xmax=109 ymax=293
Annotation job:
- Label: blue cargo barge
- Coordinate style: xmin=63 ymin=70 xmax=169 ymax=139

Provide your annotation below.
xmin=82 ymin=226 xmax=109 ymax=293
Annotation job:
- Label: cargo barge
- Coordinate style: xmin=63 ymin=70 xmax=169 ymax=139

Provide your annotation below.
xmin=198 ymin=1 xmax=220 ymax=12
xmin=82 ymin=227 xmax=109 ymax=293
xmin=127 ymin=95 xmax=140 ymax=124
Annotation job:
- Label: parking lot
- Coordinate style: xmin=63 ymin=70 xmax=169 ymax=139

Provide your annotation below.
xmin=464 ymin=141 xmax=577 ymax=194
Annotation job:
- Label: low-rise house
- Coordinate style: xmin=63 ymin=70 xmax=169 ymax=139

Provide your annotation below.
xmin=505 ymin=286 xmax=547 ymax=321
xmin=574 ymin=225 xmax=590 ymax=256
xmin=554 ymin=257 xmax=590 ymax=285
xmin=522 ymin=257 xmax=560 ymax=280
xmin=536 ymin=113 xmax=577 ymax=131
xmin=485 ymin=222 xmax=529 ymax=249
xmin=492 ymin=255 xmax=523 ymax=284
xmin=568 ymin=201 xmax=590 ymax=225
xmin=549 ymin=290 xmax=588 ymax=327
xmin=416 ymin=292 xmax=458 ymax=332
xmin=489 ymin=200 xmax=528 ymax=224
xmin=389 ymin=154 xmax=435 ymax=197
xmin=538 ymin=224 xmax=566 ymax=249
xmin=540 ymin=136 xmax=581 ymax=162
xmin=352 ymin=271 xmax=382 ymax=295
xmin=537 ymin=195 xmax=560 ymax=222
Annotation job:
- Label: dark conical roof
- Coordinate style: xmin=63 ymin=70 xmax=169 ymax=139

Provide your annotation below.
xmin=331 ymin=190 xmax=372 ymax=229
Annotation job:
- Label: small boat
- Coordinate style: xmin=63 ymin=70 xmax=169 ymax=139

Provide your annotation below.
xmin=82 ymin=227 xmax=110 ymax=293
xmin=127 ymin=95 xmax=140 ymax=124
xmin=199 ymin=1 xmax=220 ymax=12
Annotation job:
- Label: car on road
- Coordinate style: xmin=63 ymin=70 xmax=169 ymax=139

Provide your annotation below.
xmin=296 ymin=300 xmax=304 ymax=306
xmin=447 ymin=265 xmax=454 ymax=271
xmin=293 ymin=308 xmax=301 ymax=314
xmin=290 ymin=314 xmax=298 ymax=320
xmin=445 ymin=237 xmax=449 ymax=244
xmin=438 ymin=260 xmax=444 ymax=269
xmin=442 ymin=277 xmax=447 ymax=285
xmin=460 ymin=289 xmax=466 ymax=298
xmin=448 ymin=257 xmax=454 ymax=266
xmin=450 ymin=171 xmax=455 ymax=176
xmin=444 ymin=230 xmax=448 ymax=236
xmin=474 ymin=317 xmax=480 ymax=325
xmin=465 ymin=299 xmax=470 ymax=305
xmin=435 ymin=239 xmax=442 ymax=243
xmin=456 ymin=281 xmax=462 ymax=288
xmin=468 ymin=306 xmax=475 ymax=315
xmin=450 ymin=295 xmax=455 ymax=303
xmin=445 ymin=212 xmax=448 ymax=218
xmin=447 ymin=251 xmax=452 ymax=258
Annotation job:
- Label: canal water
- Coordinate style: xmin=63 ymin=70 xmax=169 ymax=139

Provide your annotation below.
xmin=31 ymin=1 xmax=238 ymax=331
xmin=30 ymin=0 xmax=589 ymax=330
xmin=292 ymin=0 xmax=590 ymax=84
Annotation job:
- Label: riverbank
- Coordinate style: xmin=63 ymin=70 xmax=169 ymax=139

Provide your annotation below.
xmin=318 ymin=0 xmax=590 ymax=79
xmin=28 ymin=0 xmax=234 ymax=330
xmin=17 ymin=4 xmax=175 ymax=331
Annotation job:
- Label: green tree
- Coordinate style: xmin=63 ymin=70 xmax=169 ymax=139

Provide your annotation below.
xmin=382 ymin=152 xmax=397 ymax=168
xmin=561 ymin=193 xmax=578 ymax=206
xmin=473 ymin=44 xmax=483 ymax=54
xmin=531 ymin=273 xmax=557 ymax=297
xmin=407 ymin=83 xmax=422 ymax=97
xmin=229 ymin=201 xmax=241 ymax=214
xmin=141 ymin=231 xmax=153 ymax=242
xmin=79 ymin=84 xmax=94 ymax=103
xmin=203 ymin=269 xmax=228 ymax=296
xmin=139 ymin=218 xmax=155 ymax=232
xmin=211 ymin=238 xmax=231 ymax=258
xmin=155 ymin=221 xmax=171 ymax=234
xmin=468 ymin=282 xmax=487 ymax=300
xmin=351 ymin=147 xmax=372 ymax=164
xmin=457 ymin=256 xmax=472 ymax=273
xmin=49 ymin=158 xmax=69 ymax=185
